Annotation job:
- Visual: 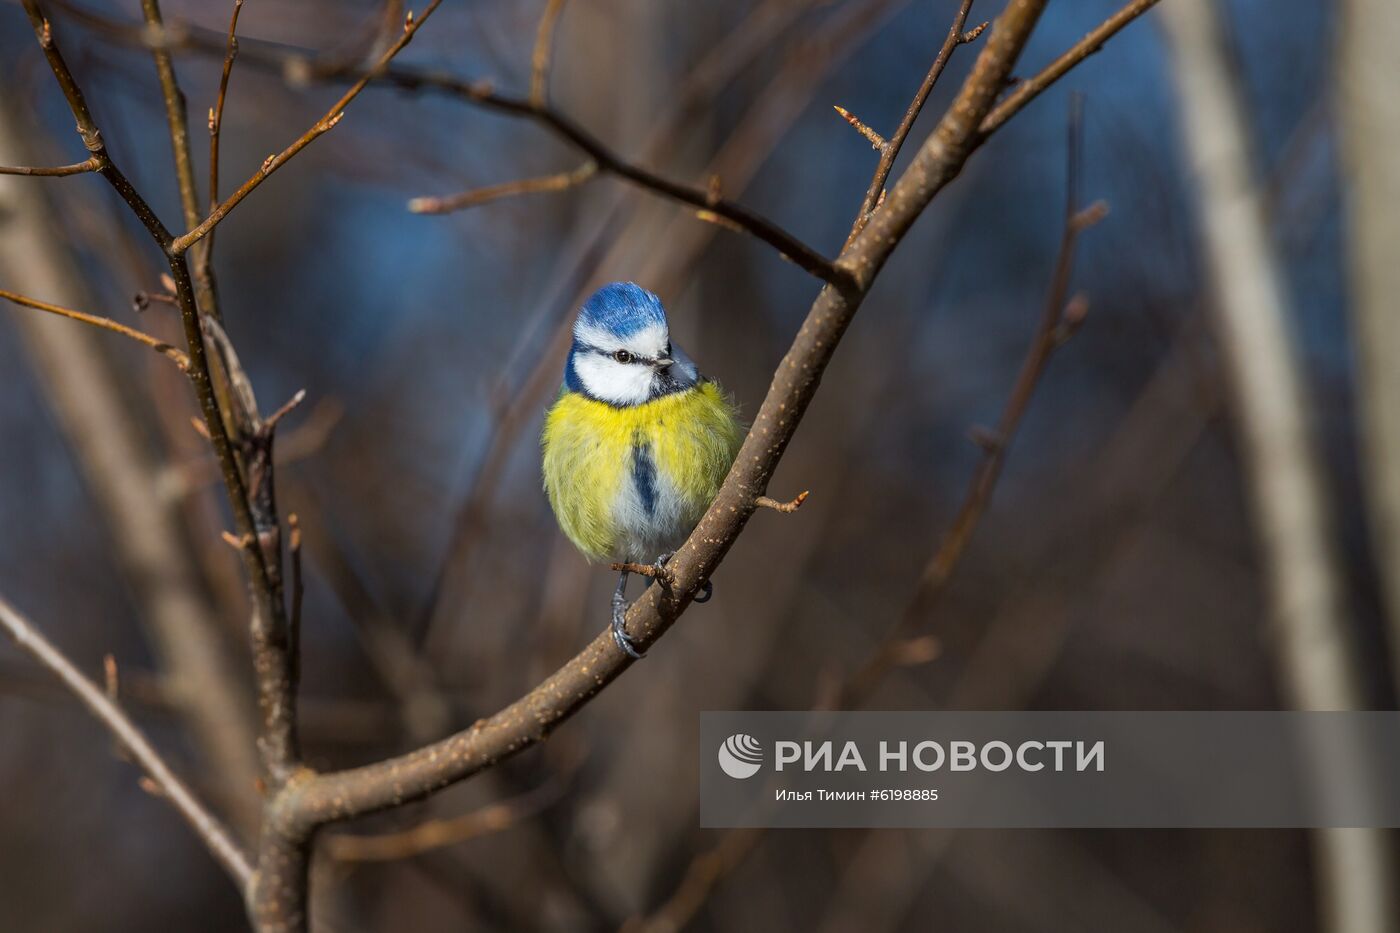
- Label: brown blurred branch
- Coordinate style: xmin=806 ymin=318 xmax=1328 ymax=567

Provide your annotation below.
xmin=168 ymin=0 xmax=445 ymax=256
xmin=844 ymin=200 xmax=1105 ymax=702
xmin=408 ymin=161 xmax=597 ymax=214
xmin=0 ymin=287 xmax=191 ymax=370
xmin=529 ymin=0 xmax=569 ymax=105
xmin=0 ymin=595 xmax=254 ymax=889
xmin=1162 ymin=4 xmax=1397 ymax=932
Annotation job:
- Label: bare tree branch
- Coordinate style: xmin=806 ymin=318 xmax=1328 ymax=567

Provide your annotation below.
xmin=169 ymin=0 xmax=445 ymax=255
xmin=847 ymin=0 xmax=983 ymax=240
xmin=44 ymin=1 xmax=849 ymax=288
xmin=199 ymin=0 xmax=245 ymax=311
xmin=0 ymin=287 xmax=191 ymax=369
xmin=0 ymin=155 xmax=99 ymax=176
xmin=0 ymin=594 xmax=254 ymax=889
xmin=138 ymin=0 xmax=201 ymax=235
xmin=978 ymin=0 xmax=1163 ymax=138
xmin=408 ymin=161 xmax=597 ymax=214
xmin=207 ymin=0 xmax=245 ymax=221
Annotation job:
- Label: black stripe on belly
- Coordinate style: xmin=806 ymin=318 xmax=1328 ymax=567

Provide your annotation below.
xmin=631 ymin=435 xmax=658 ymax=517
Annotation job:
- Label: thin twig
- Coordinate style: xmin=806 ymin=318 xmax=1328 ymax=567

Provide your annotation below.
xmin=977 ymin=0 xmax=1164 ymax=138
xmin=424 ymin=91 xmax=848 ymax=285
xmin=0 ymin=155 xmax=100 ymax=176
xmin=139 ymin=0 xmax=227 ymax=321
xmin=0 ymin=594 xmax=254 ymax=889
xmin=832 ymin=105 xmax=887 ymax=149
xmin=170 ymin=0 xmax=446 ymax=255
xmin=205 ymin=0 xmax=245 ymax=263
xmin=755 ymin=491 xmax=810 ymax=513
xmin=0 ymin=287 xmax=191 ymax=370
xmin=847 ymin=0 xmax=982 ymax=242
xmin=610 ymin=561 xmax=672 ymax=582
xmin=288 ymin=513 xmax=303 ymax=698
xmin=408 ymin=162 xmax=596 ymax=214
xmin=139 ymin=0 xmax=200 ymax=234
xmin=529 ymin=0 xmax=568 ymax=105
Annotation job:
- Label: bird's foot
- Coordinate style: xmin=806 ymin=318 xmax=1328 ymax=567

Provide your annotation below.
xmin=611 ymin=588 xmax=645 ymax=659
xmin=652 ymin=551 xmax=713 ymax=603
xmin=652 ymin=551 xmax=674 ymax=583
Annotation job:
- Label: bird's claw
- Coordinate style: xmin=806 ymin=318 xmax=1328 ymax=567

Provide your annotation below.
xmin=611 ymin=590 xmax=645 ymax=659
xmin=608 ymin=552 xmax=712 ymax=658
xmin=653 ymin=551 xmax=711 ymax=602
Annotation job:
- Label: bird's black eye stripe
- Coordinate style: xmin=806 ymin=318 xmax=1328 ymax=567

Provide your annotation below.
xmin=612 ymin=349 xmax=633 ymax=364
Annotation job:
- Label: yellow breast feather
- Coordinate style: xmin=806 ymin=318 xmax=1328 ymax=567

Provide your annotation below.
xmin=542 ymin=381 xmax=742 ymax=561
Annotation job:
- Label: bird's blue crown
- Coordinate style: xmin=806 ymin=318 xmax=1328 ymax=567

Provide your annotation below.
xmin=574 ymin=282 xmax=668 ymax=339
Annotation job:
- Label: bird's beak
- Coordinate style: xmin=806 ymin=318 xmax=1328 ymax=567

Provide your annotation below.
xmin=653 ymin=356 xmax=675 ymax=369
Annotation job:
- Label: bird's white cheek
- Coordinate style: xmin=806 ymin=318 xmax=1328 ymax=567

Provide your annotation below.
xmin=573 ymin=354 xmax=652 ymax=406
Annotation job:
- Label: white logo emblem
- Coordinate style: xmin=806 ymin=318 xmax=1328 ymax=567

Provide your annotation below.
xmin=717 ymin=733 xmax=763 ymax=779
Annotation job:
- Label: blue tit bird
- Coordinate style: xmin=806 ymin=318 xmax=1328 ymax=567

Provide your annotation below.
xmin=542 ymin=282 xmax=743 ymax=658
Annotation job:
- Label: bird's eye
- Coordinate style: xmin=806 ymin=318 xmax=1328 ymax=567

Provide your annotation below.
xmin=613 ymin=349 xmax=633 ymax=364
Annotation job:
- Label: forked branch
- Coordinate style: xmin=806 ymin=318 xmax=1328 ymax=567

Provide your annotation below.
xmin=169 ymin=0 xmax=445 ymax=255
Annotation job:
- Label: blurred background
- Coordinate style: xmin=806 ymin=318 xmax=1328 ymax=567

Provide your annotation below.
xmin=0 ymin=0 xmax=1396 ymax=930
